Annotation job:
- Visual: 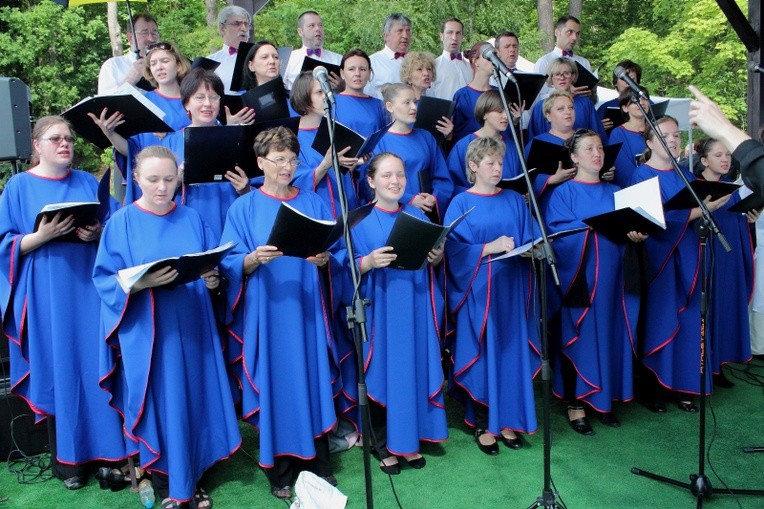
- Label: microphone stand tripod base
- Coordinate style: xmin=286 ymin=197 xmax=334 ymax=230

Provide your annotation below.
xmin=527 ymin=489 xmax=564 ymax=509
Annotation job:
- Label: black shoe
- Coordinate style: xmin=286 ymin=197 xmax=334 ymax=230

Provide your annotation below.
xmin=642 ymin=398 xmax=667 ymax=413
xmin=677 ymin=400 xmax=698 ymax=413
xmin=568 ymin=417 xmax=595 ymax=436
xmin=401 ymin=455 xmax=426 ymax=469
xmin=63 ymin=476 xmax=86 ymax=490
xmin=500 ymin=434 xmax=523 ymax=449
xmin=598 ymin=412 xmax=621 ymax=428
xmin=752 ymin=354 xmax=764 ymax=362
xmin=321 ymin=475 xmax=338 ymax=487
xmin=270 ymin=485 xmax=292 ymax=500
xmin=379 ymin=459 xmax=401 ymax=475
xmin=474 ymin=429 xmax=499 ymax=456
xmin=713 ymin=372 xmax=735 ymax=388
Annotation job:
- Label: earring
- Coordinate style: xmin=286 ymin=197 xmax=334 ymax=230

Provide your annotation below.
xmin=186 ymin=109 xmax=192 ymax=119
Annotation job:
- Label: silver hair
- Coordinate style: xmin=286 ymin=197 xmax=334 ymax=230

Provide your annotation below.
xmin=383 ymin=13 xmax=412 ymax=34
xmin=218 ymin=5 xmax=251 ymax=26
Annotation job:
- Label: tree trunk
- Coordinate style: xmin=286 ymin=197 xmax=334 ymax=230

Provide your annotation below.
xmin=569 ymin=0 xmax=583 ymax=19
xmin=205 ymin=0 xmax=218 ymax=30
xmin=107 ymin=2 xmax=123 ymax=57
xmin=537 ymin=0 xmax=554 ymax=52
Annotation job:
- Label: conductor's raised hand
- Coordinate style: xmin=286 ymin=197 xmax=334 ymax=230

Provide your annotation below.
xmin=133 ymin=265 xmax=178 ymax=293
xmin=225 ymin=165 xmax=251 ymax=195
xmin=483 ymin=235 xmax=515 ymax=257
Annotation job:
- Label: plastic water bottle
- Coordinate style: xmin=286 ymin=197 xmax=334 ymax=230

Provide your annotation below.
xmin=138 ymin=479 xmax=155 ymax=509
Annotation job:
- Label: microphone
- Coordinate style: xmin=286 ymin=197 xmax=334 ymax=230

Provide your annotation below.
xmin=480 ymin=46 xmax=517 ymax=84
xmin=312 ymin=66 xmax=335 ymax=106
xmin=614 ymin=65 xmax=648 ymax=100
xmin=748 ymin=62 xmax=764 ymax=74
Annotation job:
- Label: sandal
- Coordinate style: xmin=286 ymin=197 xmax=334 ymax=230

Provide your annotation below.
xmin=161 ymin=498 xmax=185 ymax=509
xmin=191 ymin=487 xmax=212 ymax=509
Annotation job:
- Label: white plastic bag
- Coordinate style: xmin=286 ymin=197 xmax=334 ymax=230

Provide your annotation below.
xmin=289 ymin=471 xmax=348 ymax=509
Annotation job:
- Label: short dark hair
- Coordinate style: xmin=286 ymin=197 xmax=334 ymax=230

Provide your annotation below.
xmin=440 ymin=17 xmax=463 ymax=33
xmin=564 ymin=128 xmax=600 ymax=154
xmin=555 ymin=15 xmax=581 ymax=30
xmin=341 ymin=48 xmax=371 ymax=71
xmin=612 ymin=59 xmax=643 ymax=87
xmin=253 ymin=126 xmax=300 ymax=158
xmin=617 ymin=86 xmax=650 ymax=108
xmin=180 ymin=68 xmax=224 ymax=107
xmin=494 ymin=31 xmax=519 ymax=48
xmin=289 ymin=71 xmax=316 ymax=116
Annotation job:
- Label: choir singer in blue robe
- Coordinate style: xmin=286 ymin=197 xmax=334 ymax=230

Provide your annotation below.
xmin=351 ymin=152 xmax=448 ymax=474
xmin=0 ymin=116 xmax=125 ymax=490
xmin=444 ymin=136 xmax=540 ymax=455
xmin=93 ymin=146 xmax=241 ymax=509
xmin=220 ymin=127 xmax=339 ymax=500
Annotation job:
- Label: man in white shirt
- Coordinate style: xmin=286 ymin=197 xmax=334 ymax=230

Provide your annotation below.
xmin=429 ymin=17 xmax=473 ymax=101
xmin=207 ymin=5 xmax=252 ymax=94
xmin=365 ymin=13 xmax=412 ymax=100
xmin=283 ymin=11 xmax=343 ymax=91
xmin=491 ymin=31 xmax=530 ymax=128
xmin=533 ymin=15 xmax=591 ymax=99
xmin=97 ymin=14 xmax=159 ymax=95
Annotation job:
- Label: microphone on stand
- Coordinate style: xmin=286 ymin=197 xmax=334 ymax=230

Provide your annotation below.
xmin=480 ymin=46 xmax=517 ymax=84
xmin=614 ymin=65 xmax=649 ymax=100
xmin=312 ymin=66 xmax=335 ymax=106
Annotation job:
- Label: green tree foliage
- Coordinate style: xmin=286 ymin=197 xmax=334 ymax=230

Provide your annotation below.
xmin=602 ymin=0 xmax=747 ymax=125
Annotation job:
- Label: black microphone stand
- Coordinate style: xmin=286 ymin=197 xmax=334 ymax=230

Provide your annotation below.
xmin=492 ymin=69 xmax=564 ymax=509
xmin=322 ymin=95 xmax=375 ymax=509
xmin=629 ymin=92 xmax=764 ymax=506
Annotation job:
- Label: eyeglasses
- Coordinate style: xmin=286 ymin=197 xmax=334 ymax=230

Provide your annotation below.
xmin=191 ymin=94 xmax=221 ymax=103
xmin=224 ymin=20 xmax=251 ymax=28
xmin=552 ymin=71 xmax=573 ymax=78
xmin=135 ymin=29 xmax=160 ymax=38
xmin=41 ymin=135 xmax=75 ymax=144
xmin=263 ymin=156 xmax=302 ymax=168
xmin=145 ymin=42 xmax=173 ymax=55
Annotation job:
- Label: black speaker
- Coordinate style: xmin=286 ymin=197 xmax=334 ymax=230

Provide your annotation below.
xmin=0 ymin=77 xmax=32 ymax=162
xmin=0 ymin=378 xmax=49 ymax=461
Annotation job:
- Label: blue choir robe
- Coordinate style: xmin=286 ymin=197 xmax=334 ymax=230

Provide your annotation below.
xmin=292 ymin=127 xmax=360 ymax=218
xmin=447 ymin=133 xmax=523 ymax=198
xmin=351 ymin=204 xmax=448 ymax=453
xmin=608 ymin=126 xmax=646 ymax=189
xmin=334 ymin=93 xmax=389 ymax=137
xmin=93 ymin=203 xmax=241 ymax=502
xmin=528 ymin=95 xmax=606 ymax=142
xmin=452 ymin=86 xmax=496 ymax=143
xmin=0 ymin=170 xmax=126 ymax=465
xmin=629 ymin=164 xmax=708 ymax=394
xmin=220 ymin=188 xmax=339 ymax=468
xmin=698 ymin=180 xmax=754 ymax=372
xmin=444 ymin=190 xmax=540 ymax=434
xmin=544 ymin=179 xmax=639 ymax=412
xmin=122 ymin=129 xmax=240 ymax=243
xmin=360 ymin=129 xmax=453 ymax=219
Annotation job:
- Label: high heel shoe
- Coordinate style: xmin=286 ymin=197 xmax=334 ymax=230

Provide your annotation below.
xmin=379 ymin=457 xmax=401 ymax=475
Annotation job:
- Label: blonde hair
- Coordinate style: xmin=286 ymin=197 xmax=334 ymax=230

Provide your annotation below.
xmin=143 ymin=42 xmax=190 ymax=88
xmin=542 ymin=89 xmax=574 ymax=117
xmin=545 ymin=57 xmax=577 ymax=86
xmin=400 ymin=51 xmax=437 ymax=85
xmin=134 ymin=145 xmax=178 ymax=175
xmin=465 ymin=136 xmax=505 ymax=183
